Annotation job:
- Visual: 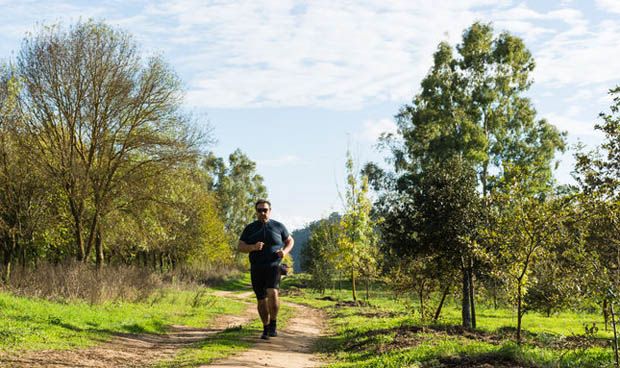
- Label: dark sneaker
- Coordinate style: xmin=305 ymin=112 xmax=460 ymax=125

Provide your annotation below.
xmin=260 ymin=326 xmax=270 ymax=340
xmin=268 ymin=320 xmax=277 ymax=337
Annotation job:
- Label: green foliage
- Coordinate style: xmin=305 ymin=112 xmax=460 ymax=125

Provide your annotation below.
xmin=302 ymin=213 xmax=341 ymax=292
xmin=335 ymin=152 xmax=379 ymax=301
xmin=202 ymin=149 xmax=268 ymax=251
xmin=0 ymin=20 xmax=247 ymax=275
xmin=484 ymin=177 xmax=572 ymax=341
xmin=385 ymin=21 xmax=565 ymax=193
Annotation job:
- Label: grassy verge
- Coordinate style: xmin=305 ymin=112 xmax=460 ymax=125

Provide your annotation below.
xmin=0 ymin=287 xmax=246 ymax=351
xmin=280 ymin=274 xmax=616 ymax=368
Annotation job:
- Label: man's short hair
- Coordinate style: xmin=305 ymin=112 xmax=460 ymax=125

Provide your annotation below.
xmin=255 ymin=199 xmax=271 ymax=210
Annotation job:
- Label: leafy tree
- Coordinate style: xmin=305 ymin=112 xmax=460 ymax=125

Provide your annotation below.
xmin=574 ymin=86 xmax=620 ymax=327
xmin=301 ymin=213 xmax=340 ymax=293
xmin=377 ymin=21 xmax=565 ymax=328
xmin=203 ymin=149 xmax=267 ymax=251
xmin=16 ymin=21 xmax=203 ymax=267
xmin=485 ymin=176 xmax=569 ymax=342
xmin=416 ymin=156 xmax=483 ymax=327
xmin=0 ymin=66 xmax=49 ymax=281
xmin=335 ymin=152 xmax=378 ymax=302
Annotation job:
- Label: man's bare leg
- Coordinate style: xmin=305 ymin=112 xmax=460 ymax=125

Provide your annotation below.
xmin=257 ymin=298 xmax=270 ymax=325
xmin=266 ymin=288 xmax=280 ymax=336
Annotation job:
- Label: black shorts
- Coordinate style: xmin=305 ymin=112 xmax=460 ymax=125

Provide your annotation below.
xmin=250 ymin=264 xmax=282 ymax=300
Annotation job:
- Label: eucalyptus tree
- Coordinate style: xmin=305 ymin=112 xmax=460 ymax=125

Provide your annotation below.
xmin=202 ymin=149 xmax=267 ymax=249
xmin=379 ymin=21 xmax=565 ymax=328
xmin=17 ymin=21 xmax=203 ymax=267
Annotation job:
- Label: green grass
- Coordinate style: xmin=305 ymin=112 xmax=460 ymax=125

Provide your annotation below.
xmin=156 ymin=303 xmax=295 ymax=367
xmin=0 ymin=287 xmax=246 ymax=351
xmin=280 ymin=274 xmax=617 ymax=368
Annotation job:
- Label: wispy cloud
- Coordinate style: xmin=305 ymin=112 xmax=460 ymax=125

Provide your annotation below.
xmin=596 ymin=0 xmax=620 ymax=13
xmin=258 ymin=154 xmax=301 ymax=168
xmin=1 ymin=1 xmax=619 ymax=111
xmin=545 ymin=112 xmax=603 ymax=139
xmin=358 ymin=118 xmax=398 ymax=143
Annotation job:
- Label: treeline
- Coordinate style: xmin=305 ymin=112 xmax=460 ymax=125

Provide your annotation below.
xmin=301 ymin=22 xmax=620 ymax=343
xmin=0 ymin=21 xmax=266 ymax=282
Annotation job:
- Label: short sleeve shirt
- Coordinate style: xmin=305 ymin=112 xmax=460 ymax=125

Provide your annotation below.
xmin=240 ymin=219 xmax=290 ymax=267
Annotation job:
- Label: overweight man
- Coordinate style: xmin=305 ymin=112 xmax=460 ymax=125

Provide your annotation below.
xmin=238 ymin=199 xmax=294 ymax=339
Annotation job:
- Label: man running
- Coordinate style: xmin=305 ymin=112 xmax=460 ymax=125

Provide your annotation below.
xmin=238 ymin=199 xmax=294 ymax=339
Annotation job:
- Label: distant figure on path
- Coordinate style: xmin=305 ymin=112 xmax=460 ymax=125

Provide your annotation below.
xmin=238 ymin=199 xmax=294 ymax=339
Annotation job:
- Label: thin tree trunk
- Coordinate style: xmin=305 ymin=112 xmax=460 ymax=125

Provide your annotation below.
xmin=419 ymin=287 xmax=425 ymax=320
xmin=351 ymin=270 xmax=357 ymax=302
xmin=365 ymin=277 xmax=370 ymax=301
xmin=434 ymin=284 xmax=450 ymax=322
xmin=462 ymin=268 xmax=471 ymax=329
xmin=95 ymin=225 xmax=103 ymax=270
xmin=469 ymin=267 xmax=476 ymax=329
xmin=2 ymin=247 xmax=12 ymax=284
xmin=611 ymin=301 xmax=619 ymax=368
xmin=72 ymin=213 xmax=85 ymax=261
xmin=517 ymin=280 xmax=523 ymax=343
xmin=605 ymin=299 xmax=610 ymax=331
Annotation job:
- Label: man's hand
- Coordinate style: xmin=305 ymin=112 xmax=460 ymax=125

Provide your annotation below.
xmin=276 ymin=249 xmax=285 ymax=258
xmin=254 ymin=242 xmax=264 ymax=252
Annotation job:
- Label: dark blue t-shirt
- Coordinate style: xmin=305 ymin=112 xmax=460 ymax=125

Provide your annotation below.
xmin=240 ymin=219 xmax=290 ymax=267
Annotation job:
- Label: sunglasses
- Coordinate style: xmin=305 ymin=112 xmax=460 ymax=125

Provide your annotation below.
xmin=256 ymin=208 xmax=270 ymax=213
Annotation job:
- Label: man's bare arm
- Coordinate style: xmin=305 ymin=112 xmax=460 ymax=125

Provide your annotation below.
xmin=238 ymin=240 xmax=264 ymax=253
xmin=276 ymin=236 xmax=295 ymax=258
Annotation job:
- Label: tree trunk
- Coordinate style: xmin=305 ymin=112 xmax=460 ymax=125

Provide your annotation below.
xmin=73 ymin=216 xmax=85 ymax=261
xmin=351 ymin=270 xmax=357 ymax=302
xmin=95 ymin=226 xmax=104 ymax=270
xmin=419 ymin=287 xmax=425 ymax=320
xmin=469 ymin=267 xmax=476 ymax=329
xmin=365 ymin=277 xmax=370 ymax=301
xmin=517 ymin=280 xmax=523 ymax=343
xmin=605 ymin=299 xmax=610 ymax=331
xmin=434 ymin=284 xmax=450 ymax=322
xmin=462 ymin=268 xmax=472 ymax=329
xmin=2 ymin=248 xmax=12 ymax=284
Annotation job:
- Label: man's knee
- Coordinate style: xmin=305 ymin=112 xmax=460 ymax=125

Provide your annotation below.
xmin=266 ymin=288 xmax=278 ymax=298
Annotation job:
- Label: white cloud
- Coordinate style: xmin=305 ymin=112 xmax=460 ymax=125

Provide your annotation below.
xmin=544 ymin=112 xmax=603 ymax=138
xmin=596 ymin=0 xmax=620 ymax=13
xmin=358 ymin=118 xmax=398 ymax=142
xmin=2 ymin=1 xmax=619 ymax=112
xmin=258 ymin=154 xmax=301 ymax=168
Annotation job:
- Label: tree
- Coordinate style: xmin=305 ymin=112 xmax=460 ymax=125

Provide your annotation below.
xmin=203 ymin=149 xmax=267 ymax=251
xmin=17 ymin=21 xmax=203 ymax=267
xmin=575 ymin=86 xmax=620 ymax=323
xmin=415 ymin=156 xmax=483 ymax=327
xmin=301 ymin=213 xmax=340 ymax=293
xmin=485 ymin=175 xmax=569 ymax=342
xmin=378 ymin=21 xmax=565 ymax=328
xmin=0 ymin=65 xmax=49 ymax=282
xmin=335 ymin=152 xmax=378 ymax=302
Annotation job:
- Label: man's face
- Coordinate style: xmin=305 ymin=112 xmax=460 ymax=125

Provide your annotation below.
xmin=256 ymin=204 xmax=271 ymax=222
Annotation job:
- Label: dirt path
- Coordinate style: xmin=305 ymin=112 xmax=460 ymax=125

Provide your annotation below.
xmin=203 ymin=301 xmax=326 ymax=368
xmin=0 ymin=291 xmax=257 ymax=368
xmin=0 ymin=291 xmax=327 ymax=368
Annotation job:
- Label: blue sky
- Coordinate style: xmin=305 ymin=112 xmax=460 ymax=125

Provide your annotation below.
xmin=2 ymin=1 xmax=619 ymax=230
